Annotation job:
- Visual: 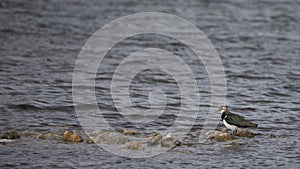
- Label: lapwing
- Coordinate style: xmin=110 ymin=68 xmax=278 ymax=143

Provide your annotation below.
xmin=220 ymin=106 xmax=258 ymax=137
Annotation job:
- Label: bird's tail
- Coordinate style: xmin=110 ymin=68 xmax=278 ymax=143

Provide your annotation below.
xmin=248 ymin=121 xmax=258 ymax=128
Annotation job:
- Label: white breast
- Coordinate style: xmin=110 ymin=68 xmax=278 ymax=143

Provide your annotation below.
xmin=223 ymin=117 xmax=238 ymax=131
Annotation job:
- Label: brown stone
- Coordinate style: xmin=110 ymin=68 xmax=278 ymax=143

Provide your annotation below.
xmin=123 ymin=141 xmax=143 ymax=150
xmin=205 ymin=130 xmax=215 ymax=139
xmin=221 ymin=128 xmax=228 ymax=133
xmin=213 ymin=131 xmax=222 ymax=136
xmin=206 ymin=128 xmax=256 ymax=141
xmin=63 ymin=131 xmax=83 ymax=142
xmin=205 ymin=130 xmax=231 ymax=142
xmin=212 ymin=132 xmax=231 ymax=142
xmin=1 ymin=130 xmax=20 ymax=139
xmin=123 ymin=129 xmax=139 ymax=135
xmin=37 ymin=133 xmax=61 ymax=140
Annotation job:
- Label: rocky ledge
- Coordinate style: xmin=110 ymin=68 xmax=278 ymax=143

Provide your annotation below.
xmin=0 ymin=128 xmax=276 ymax=150
xmin=205 ymin=128 xmax=256 ymax=142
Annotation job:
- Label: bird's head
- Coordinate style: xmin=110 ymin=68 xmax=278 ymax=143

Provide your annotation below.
xmin=219 ymin=106 xmax=229 ymax=113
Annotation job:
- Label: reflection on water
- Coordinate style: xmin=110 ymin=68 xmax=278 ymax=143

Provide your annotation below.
xmin=0 ymin=0 xmax=299 ymax=168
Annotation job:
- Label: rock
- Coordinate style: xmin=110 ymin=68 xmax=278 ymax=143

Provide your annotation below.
xmin=63 ymin=131 xmax=83 ymax=143
xmin=96 ymin=132 xmax=130 ymax=144
xmin=20 ymin=131 xmax=32 ymax=137
xmin=173 ymin=140 xmax=183 ymax=146
xmin=87 ymin=130 xmax=106 ymax=142
xmin=86 ymin=137 xmax=96 ymax=144
xmin=105 ymin=132 xmax=130 ymax=144
xmin=252 ymin=140 xmax=260 ymax=144
xmin=221 ymin=128 xmax=228 ymax=133
xmin=91 ymin=129 xmax=105 ymax=137
xmin=193 ymin=130 xmax=202 ymax=136
xmin=1 ymin=130 xmax=20 ymax=139
xmin=205 ymin=130 xmax=231 ymax=142
xmin=236 ymin=129 xmax=254 ymax=138
xmin=231 ymin=139 xmax=241 ymax=143
xmin=147 ymin=133 xmax=162 ymax=146
xmin=161 ymin=133 xmax=181 ymax=148
xmin=213 ymin=131 xmax=222 ymax=136
xmin=123 ymin=141 xmax=143 ymax=150
xmin=205 ymin=130 xmax=215 ymax=139
xmin=0 ymin=139 xmax=17 ymax=144
xmin=182 ymin=150 xmax=193 ymax=154
xmin=95 ymin=132 xmax=110 ymax=143
xmin=37 ymin=133 xmax=61 ymax=140
xmin=123 ymin=129 xmax=139 ymax=135
xmin=33 ymin=128 xmax=48 ymax=133
xmin=267 ymin=133 xmax=277 ymax=138
xmin=212 ymin=132 xmax=231 ymax=142
xmin=206 ymin=128 xmax=255 ymax=141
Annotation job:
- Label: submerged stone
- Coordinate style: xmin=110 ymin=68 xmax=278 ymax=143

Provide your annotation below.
xmin=161 ymin=133 xmax=181 ymax=148
xmin=63 ymin=131 xmax=83 ymax=143
xmin=123 ymin=141 xmax=143 ymax=150
xmin=20 ymin=131 xmax=32 ymax=137
xmin=95 ymin=132 xmax=110 ymax=143
xmin=86 ymin=137 xmax=96 ymax=144
xmin=95 ymin=132 xmax=130 ymax=144
xmin=147 ymin=133 xmax=162 ymax=146
xmin=1 ymin=130 xmax=20 ymax=139
xmin=90 ymin=129 xmax=105 ymax=137
xmin=267 ymin=133 xmax=278 ymax=138
xmin=105 ymin=132 xmax=130 ymax=144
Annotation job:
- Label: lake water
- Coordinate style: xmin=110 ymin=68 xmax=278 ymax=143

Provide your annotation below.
xmin=0 ymin=0 xmax=299 ymax=168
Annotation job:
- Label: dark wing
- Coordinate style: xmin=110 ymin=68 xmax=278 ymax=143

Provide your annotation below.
xmin=226 ymin=113 xmax=258 ymax=128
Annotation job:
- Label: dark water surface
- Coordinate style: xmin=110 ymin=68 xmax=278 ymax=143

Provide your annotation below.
xmin=1 ymin=0 xmax=300 ymax=168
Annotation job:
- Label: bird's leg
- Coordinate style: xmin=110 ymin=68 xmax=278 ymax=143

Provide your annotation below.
xmin=232 ymin=129 xmax=237 ymax=139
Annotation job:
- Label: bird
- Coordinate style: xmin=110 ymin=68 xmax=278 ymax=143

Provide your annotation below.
xmin=219 ymin=106 xmax=258 ymax=137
